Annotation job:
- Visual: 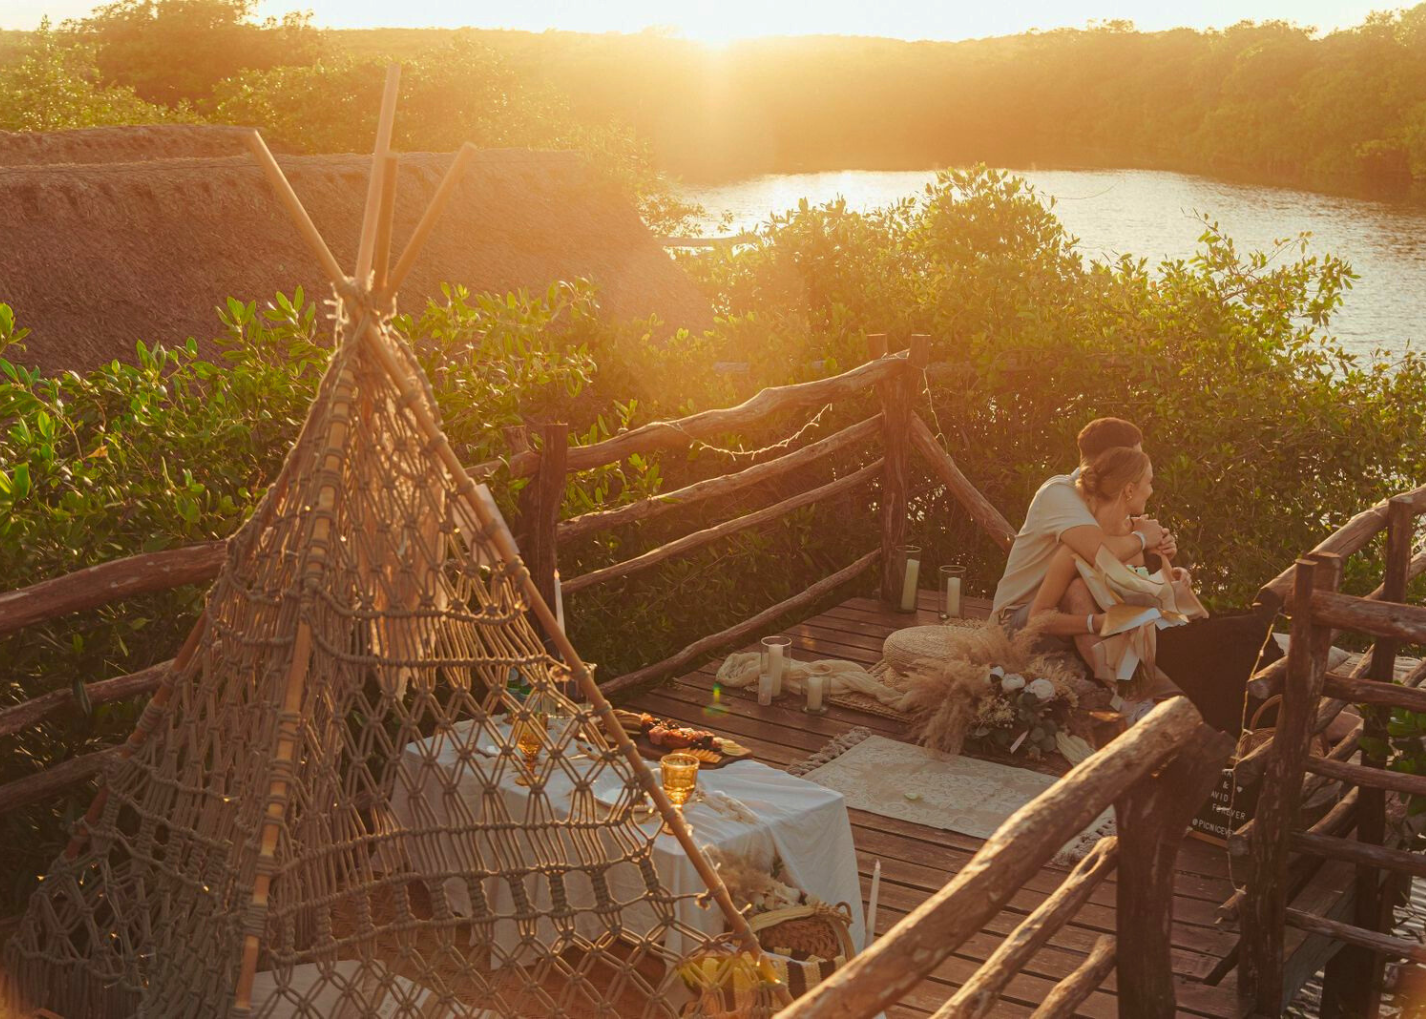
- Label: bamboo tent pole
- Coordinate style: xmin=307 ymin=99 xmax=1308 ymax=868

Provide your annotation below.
xmin=244 ymin=132 xmax=346 ymax=288
xmin=372 ymin=153 xmax=400 ymax=293
xmin=380 ymin=143 xmax=476 ymax=299
xmin=355 ymin=64 xmax=401 ymax=286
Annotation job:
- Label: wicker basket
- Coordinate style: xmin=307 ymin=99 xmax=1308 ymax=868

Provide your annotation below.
xmin=749 ymin=902 xmax=856 ymax=997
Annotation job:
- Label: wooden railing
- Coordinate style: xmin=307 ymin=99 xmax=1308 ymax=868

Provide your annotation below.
xmin=772 ymin=696 xmax=1235 ymax=1019
xmin=1234 ymin=484 xmax=1426 ymax=1017
xmin=0 ymin=334 xmax=1017 ymax=816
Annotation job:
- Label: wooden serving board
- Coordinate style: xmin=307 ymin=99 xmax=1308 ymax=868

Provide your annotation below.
xmin=629 ymin=732 xmax=740 ymax=770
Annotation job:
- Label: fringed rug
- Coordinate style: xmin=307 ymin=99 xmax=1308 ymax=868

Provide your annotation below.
xmin=791 ymin=730 xmax=1114 ymax=866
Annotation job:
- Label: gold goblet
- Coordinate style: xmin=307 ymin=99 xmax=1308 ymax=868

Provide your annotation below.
xmin=513 ymin=708 xmax=546 ymax=787
xmin=659 ymin=752 xmax=700 ymax=834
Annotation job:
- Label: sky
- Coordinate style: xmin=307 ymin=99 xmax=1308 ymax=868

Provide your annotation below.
xmin=0 ymin=0 xmax=1386 ymax=38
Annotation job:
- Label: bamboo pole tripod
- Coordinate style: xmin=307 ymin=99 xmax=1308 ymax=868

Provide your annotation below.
xmin=235 ymin=65 xmax=793 ymax=1010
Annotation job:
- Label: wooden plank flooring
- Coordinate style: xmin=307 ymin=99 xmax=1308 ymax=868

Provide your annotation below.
xmin=622 ymin=590 xmax=1251 ymax=1018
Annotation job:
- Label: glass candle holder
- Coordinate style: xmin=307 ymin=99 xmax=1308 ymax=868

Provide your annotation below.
xmin=892 ymin=544 xmax=922 ymax=614
xmin=760 ymin=635 xmax=792 ymax=700
xmin=939 ymin=564 xmax=967 ymax=620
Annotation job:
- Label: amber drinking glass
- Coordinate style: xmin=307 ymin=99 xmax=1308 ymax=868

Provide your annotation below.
xmin=514 ymin=707 xmax=547 ymax=787
xmin=659 ymin=752 xmax=701 ymax=833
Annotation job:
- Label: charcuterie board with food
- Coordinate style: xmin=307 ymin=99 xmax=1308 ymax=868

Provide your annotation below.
xmin=612 ymin=710 xmax=753 ymax=769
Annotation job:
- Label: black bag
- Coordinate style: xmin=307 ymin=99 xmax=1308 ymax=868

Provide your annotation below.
xmin=1155 ymin=604 xmax=1283 ymax=733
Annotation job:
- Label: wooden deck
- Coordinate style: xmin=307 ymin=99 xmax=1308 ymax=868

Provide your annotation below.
xmin=623 ymin=590 xmax=1251 ymax=1019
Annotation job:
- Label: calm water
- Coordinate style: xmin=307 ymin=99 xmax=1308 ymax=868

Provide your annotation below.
xmin=679 ymin=168 xmax=1426 ymax=359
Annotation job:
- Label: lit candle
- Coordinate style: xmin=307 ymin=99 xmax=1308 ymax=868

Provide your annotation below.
xmin=898 ymin=556 xmax=921 ymax=613
xmin=805 ymin=672 xmax=825 ymax=712
xmin=553 ymin=570 xmax=565 ymax=632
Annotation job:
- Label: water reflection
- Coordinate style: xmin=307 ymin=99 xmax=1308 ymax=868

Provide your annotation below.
xmin=679 ymin=168 xmax=1426 ymax=358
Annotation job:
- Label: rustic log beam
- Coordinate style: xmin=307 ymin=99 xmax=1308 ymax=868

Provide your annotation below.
xmin=476 ymin=352 xmax=909 ymax=480
xmin=517 ymin=421 xmax=568 ymax=611
xmin=1028 ymin=936 xmax=1117 ymax=1019
xmin=1218 ymin=789 xmax=1360 ymax=922
xmin=557 ymin=415 xmax=881 ymax=544
xmin=1285 ymin=907 xmax=1426 ymax=963
xmin=1256 ymin=501 xmax=1391 ymax=607
xmin=873 ymin=334 xmax=920 ymax=605
xmin=1242 ymin=555 xmax=1341 ymax=1016
xmin=1320 ymin=671 xmax=1426 ymax=712
xmin=909 ymin=414 xmax=1017 ymax=554
xmin=1290 ymin=830 xmax=1426 ymax=880
xmin=1305 ymin=756 xmax=1426 ymax=797
xmin=564 ymin=460 xmax=881 ymax=595
xmin=770 ymin=697 xmax=1206 ymax=1019
xmin=1232 ymin=741 xmax=1364 ymax=858
xmin=0 ymin=658 xmax=174 ymax=739
xmin=1237 ymin=635 xmax=1388 ymax=786
xmin=1115 ymin=725 xmax=1235 ymax=1017
xmin=599 ymin=549 xmax=880 ymax=698
xmin=0 ymin=542 xmax=226 ymax=638
xmin=937 ymin=838 xmax=1119 ymax=1019
xmin=1309 ymin=589 xmax=1426 ymax=644
xmin=1245 ymin=547 xmax=1426 ymax=702
xmin=0 ymin=745 xmax=123 ymax=815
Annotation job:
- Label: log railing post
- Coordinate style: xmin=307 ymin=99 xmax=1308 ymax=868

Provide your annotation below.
xmin=1114 ymin=724 xmax=1235 ymax=1017
xmin=1319 ymin=496 xmax=1414 ymax=1019
xmin=1241 ymin=552 xmax=1343 ymax=1014
xmin=871 ymin=333 xmax=928 ymax=606
xmin=517 ymin=421 xmax=568 ymax=611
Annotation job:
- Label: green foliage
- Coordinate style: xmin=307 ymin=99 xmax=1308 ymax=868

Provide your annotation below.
xmin=211 ymin=36 xmax=696 ymax=232
xmin=687 ymin=166 xmax=1426 ymax=606
xmin=69 ymin=0 xmax=321 ymax=106
xmin=0 ymin=17 xmax=176 ymax=131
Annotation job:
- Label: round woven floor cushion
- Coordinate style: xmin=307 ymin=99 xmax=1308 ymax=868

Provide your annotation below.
xmin=881 ymin=624 xmax=975 ymax=674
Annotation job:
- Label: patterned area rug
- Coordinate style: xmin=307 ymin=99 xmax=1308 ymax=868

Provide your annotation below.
xmin=793 ymin=730 xmax=1113 ymax=864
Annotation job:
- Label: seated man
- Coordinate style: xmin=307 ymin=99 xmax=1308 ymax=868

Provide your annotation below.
xmin=992 ymin=417 xmax=1175 ymax=661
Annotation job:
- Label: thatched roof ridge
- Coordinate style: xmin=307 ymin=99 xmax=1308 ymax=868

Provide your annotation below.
xmin=0 ymin=124 xmax=264 ymax=166
xmin=1 ymin=148 xmax=711 ymax=373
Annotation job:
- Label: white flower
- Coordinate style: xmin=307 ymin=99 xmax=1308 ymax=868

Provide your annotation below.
xmin=1001 ymin=673 xmax=1025 ymax=693
xmin=988 ymin=665 xmax=1006 ymax=679
xmin=1027 ymin=678 xmax=1057 ymax=702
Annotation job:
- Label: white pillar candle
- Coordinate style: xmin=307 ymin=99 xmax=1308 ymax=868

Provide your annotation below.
xmin=769 ymin=642 xmax=784 ymax=697
xmin=805 ymin=672 xmax=825 ymax=712
xmin=898 ymin=557 xmax=921 ymax=612
xmin=553 ymin=570 xmax=565 ymax=632
xmin=757 ymin=670 xmax=773 ymax=706
xmin=866 ymin=859 xmax=882 ymax=947
xmin=945 ymin=575 xmax=962 ymax=618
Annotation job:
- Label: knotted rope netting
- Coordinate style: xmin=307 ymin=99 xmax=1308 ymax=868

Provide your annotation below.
xmin=2 ymin=118 xmax=783 ymax=1017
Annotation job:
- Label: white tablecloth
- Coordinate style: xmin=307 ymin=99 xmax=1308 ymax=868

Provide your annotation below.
xmin=388 ymin=720 xmax=865 ymax=962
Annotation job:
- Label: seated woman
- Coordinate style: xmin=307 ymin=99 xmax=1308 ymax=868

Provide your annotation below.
xmin=1026 ymin=447 xmax=1187 ymax=696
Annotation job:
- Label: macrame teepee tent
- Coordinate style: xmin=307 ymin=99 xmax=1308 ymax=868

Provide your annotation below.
xmin=2 ymin=68 xmax=787 ymax=1019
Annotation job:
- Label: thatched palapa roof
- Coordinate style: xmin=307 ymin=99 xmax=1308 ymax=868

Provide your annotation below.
xmin=0 ymin=144 xmax=712 ymax=373
xmin=0 ymin=124 xmax=263 ymax=166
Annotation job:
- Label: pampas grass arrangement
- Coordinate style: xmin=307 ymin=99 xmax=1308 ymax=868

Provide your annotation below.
xmin=892 ymin=618 xmax=1095 ymax=756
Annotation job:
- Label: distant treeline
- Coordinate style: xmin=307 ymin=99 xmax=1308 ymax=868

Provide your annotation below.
xmin=5 ymin=3 xmax=1426 ymax=199
xmin=336 ymin=12 xmax=1426 ymax=193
